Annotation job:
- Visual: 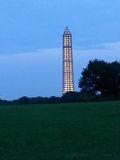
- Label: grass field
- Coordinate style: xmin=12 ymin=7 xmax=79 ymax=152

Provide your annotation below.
xmin=0 ymin=101 xmax=120 ymax=160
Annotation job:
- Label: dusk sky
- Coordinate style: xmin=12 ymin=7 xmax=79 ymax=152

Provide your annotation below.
xmin=0 ymin=0 xmax=120 ymax=100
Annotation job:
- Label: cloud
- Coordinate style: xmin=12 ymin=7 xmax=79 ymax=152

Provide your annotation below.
xmin=0 ymin=49 xmax=62 ymax=100
xmin=100 ymin=41 xmax=120 ymax=50
xmin=0 ymin=41 xmax=119 ymax=100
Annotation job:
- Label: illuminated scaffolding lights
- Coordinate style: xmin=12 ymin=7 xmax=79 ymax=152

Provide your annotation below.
xmin=62 ymin=27 xmax=74 ymax=94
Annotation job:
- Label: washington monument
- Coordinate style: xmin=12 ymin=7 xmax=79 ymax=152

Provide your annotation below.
xmin=62 ymin=27 xmax=74 ymax=94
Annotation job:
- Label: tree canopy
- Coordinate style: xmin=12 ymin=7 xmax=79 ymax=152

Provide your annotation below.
xmin=79 ymin=60 xmax=120 ymax=98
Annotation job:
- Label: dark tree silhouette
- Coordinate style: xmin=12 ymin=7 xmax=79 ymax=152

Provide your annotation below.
xmin=79 ymin=60 xmax=120 ymax=98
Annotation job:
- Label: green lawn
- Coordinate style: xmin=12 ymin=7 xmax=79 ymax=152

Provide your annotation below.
xmin=0 ymin=101 xmax=120 ymax=160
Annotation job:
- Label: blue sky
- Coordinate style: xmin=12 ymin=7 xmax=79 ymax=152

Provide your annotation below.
xmin=0 ymin=0 xmax=120 ymax=99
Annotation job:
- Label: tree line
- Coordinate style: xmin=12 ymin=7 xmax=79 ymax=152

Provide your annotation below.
xmin=0 ymin=59 xmax=120 ymax=105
